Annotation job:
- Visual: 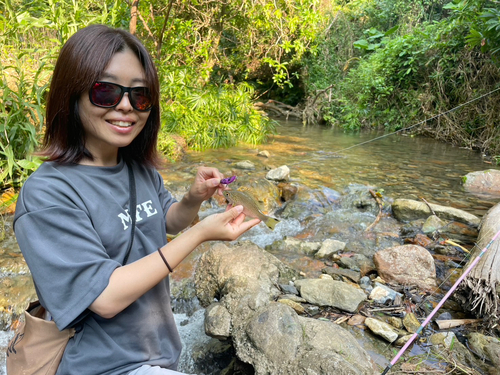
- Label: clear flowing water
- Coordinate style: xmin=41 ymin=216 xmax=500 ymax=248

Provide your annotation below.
xmin=164 ymin=120 xmax=499 ymax=218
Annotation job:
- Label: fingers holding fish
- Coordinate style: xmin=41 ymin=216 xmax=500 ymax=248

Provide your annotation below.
xmin=196 ymin=206 xmax=261 ymax=241
xmin=188 ymin=166 xmax=225 ymax=202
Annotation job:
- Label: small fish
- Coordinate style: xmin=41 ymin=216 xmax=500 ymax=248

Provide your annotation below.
xmin=223 ymin=190 xmax=280 ymax=230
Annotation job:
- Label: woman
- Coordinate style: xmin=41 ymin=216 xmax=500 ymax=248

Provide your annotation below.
xmin=13 ymin=24 xmax=260 ymax=375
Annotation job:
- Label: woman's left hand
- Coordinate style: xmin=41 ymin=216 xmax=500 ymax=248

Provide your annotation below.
xmin=186 ymin=166 xmax=225 ymax=204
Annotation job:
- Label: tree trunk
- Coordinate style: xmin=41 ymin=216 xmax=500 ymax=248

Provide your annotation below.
xmin=204 ymin=2 xmax=227 ymax=78
xmin=156 ymin=0 xmax=175 ymax=58
xmin=130 ymin=0 xmax=139 ymax=35
xmin=457 ymin=202 xmax=500 ymax=324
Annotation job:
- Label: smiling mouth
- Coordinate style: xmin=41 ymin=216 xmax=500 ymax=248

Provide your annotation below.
xmin=108 ymin=120 xmax=134 ymax=128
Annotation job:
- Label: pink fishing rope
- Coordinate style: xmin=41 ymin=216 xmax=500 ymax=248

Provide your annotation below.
xmin=381 ymin=228 xmax=500 ymax=375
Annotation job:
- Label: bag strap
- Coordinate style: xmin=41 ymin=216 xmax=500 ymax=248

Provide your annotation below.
xmin=123 ymin=162 xmax=136 ymax=265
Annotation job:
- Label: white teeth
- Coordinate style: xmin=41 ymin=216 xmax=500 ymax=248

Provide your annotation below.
xmin=109 ymin=121 xmax=133 ymax=127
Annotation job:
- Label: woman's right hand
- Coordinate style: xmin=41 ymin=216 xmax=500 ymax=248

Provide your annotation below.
xmin=195 ymin=205 xmax=261 ymax=242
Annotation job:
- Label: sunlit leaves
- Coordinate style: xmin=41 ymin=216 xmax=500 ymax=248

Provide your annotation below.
xmin=158 ymin=69 xmax=276 ymax=152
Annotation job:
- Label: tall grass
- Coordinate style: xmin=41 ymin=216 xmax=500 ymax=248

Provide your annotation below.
xmin=0 ymin=56 xmax=48 ymax=188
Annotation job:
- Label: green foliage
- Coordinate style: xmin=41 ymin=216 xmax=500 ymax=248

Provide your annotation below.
xmin=304 ymin=0 xmax=500 ymax=157
xmin=1 ymin=0 xmax=306 ymax=190
xmin=0 ymin=55 xmax=47 ymax=188
xmin=159 ymin=68 xmax=276 ymax=151
xmin=335 ymin=21 xmax=457 ymax=129
xmin=134 ymin=0 xmax=327 ymax=103
xmin=447 ymin=0 xmax=500 ymax=59
xmin=3 ymin=0 xmax=499 ymax=190
xmin=353 ymin=25 xmax=399 ymax=51
xmin=0 ymin=0 xmax=124 ymax=189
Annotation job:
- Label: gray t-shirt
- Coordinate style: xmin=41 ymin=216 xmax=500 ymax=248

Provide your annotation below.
xmin=14 ymin=159 xmax=182 ymax=375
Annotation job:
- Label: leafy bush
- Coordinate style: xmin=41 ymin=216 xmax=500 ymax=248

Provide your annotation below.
xmin=159 ymin=68 xmax=276 ymax=152
xmin=0 ymin=0 xmax=122 ymax=189
xmin=0 ymin=55 xmax=48 ymax=188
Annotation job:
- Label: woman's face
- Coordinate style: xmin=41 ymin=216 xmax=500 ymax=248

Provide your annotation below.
xmin=78 ymin=47 xmax=151 ymax=166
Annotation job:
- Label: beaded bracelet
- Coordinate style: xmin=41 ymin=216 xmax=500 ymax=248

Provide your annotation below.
xmin=158 ymin=247 xmax=173 ymax=273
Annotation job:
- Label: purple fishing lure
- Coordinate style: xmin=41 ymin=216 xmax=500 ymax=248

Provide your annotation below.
xmin=220 ymin=175 xmax=237 ymax=185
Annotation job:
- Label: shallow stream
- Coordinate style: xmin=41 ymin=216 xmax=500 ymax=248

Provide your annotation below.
xmin=165 ymin=120 xmax=498 ymax=217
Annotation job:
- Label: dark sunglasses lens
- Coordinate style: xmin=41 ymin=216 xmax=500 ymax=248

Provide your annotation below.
xmin=130 ymin=88 xmax=152 ymax=111
xmin=91 ymin=82 xmax=122 ymax=107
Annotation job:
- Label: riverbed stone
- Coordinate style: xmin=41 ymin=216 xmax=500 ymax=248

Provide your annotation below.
xmin=392 ymin=199 xmax=480 ymax=227
xmin=315 ymin=239 xmax=346 ymax=259
xmin=430 ymin=331 xmax=457 ymax=348
xmin=300 ymin=241 xmax=322 ymax=255
xmin=266 ymin=165 xmax=290 ymax=181
xmin=234 ymin=160 xmax=255 ymax=170
xmin=293 ymin=316 xmax=376 ymax=374
xmin=205 ymin=303 xmax=232 ymax=340
xmin=322 ymin=266 xmax=361 ymax=283
xmin=422 ymin=214 xmax=446 ymax=234
xmin=394 ymin=334 xmax=413 ymax=347
xmin=468 ymin=332 xmax=500 ymax=368
xmin=462 ymin=169 xmax=500 ymax=196
xmin=277 ymin=298 xmax=305 ymax=314
xmin=245 ymin=303 xmax=304 ymax=366
xmin=280 ymin=294 xmax=306 ymax=303
xmin=365 ymin=318 xmax=398 ymax=343
xmin=438 ymin=221 xmax=479 ymax=243
xmin=402 ymin=312 xmax=421 ymax=333
xmin=277 ymin=182 xmax=298 ymax=202
xmin=340 ymin=184 xmax=381 ymax=216
xmin=359 ymin=276 xmax=373 ymax=293
xmin=294 ymin=278 xmax=366 ymax=313
xmin=0 ymin=274 xmax=36 ymax=331
xmin=266 ymin=237 xmax=322 ymax=255
xmin=338 ymin=256 xmax=360 ymax=271
xmin=279 ymin=283 xmax=298 ymax=295
xmin=388 ymin=317 xmax=403 ymax=329
xmin=373 ymin=244 xmax=437 ymax=291
xmin=369 ymin=283 xmax=402 ymax=304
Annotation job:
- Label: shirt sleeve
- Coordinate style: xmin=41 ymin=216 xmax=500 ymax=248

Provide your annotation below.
xmin=14 ymin=180 xmax=120 ymax=331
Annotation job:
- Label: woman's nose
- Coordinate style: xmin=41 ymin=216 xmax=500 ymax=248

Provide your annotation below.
xmin=115 ymin=92 xmax=133 ymax=112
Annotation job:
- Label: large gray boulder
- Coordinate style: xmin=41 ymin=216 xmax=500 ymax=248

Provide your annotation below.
xmin=294 ymin=278 xmax=366 ymax=313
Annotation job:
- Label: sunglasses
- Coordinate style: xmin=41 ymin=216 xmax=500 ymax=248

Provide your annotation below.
xmin=89 ymin=81 xmax=153 ymax=112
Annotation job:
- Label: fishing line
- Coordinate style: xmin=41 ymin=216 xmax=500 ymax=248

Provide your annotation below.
xmin=380 ymin=227 xmax=500 ymax=375
xmin=288 ymin=86 xmax=500 ymax=168
xmin=333 ymin=86 xmax=500 ymax=154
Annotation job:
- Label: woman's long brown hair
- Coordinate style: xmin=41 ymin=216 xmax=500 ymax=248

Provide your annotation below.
xmin=41 ymin=24 xmax=161 ymax=166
